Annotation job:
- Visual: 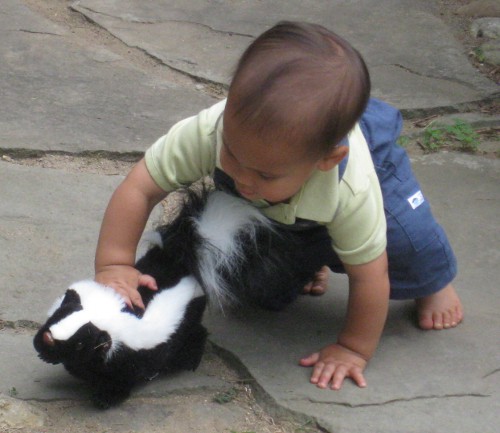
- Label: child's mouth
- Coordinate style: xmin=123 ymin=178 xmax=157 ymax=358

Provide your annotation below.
xmin=238 ymin=188 xmax=257 ymax=199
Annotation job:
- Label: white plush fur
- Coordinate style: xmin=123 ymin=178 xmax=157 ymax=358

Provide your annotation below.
xmin=193 ymin=191 xmax=272 ymax=309
xmin=50 ymin=310 xmax=92 ymax=341
xmin=49 ymin=277 xmax=201 ymax=354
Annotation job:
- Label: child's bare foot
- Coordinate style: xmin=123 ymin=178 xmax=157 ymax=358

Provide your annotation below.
xmin=415 ymin=283 xmax=463 ymax=330
xmin=303 ymin=266 xmax=330 ymax=296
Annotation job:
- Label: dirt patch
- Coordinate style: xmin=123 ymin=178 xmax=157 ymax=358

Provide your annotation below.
xmin=436 ymin=0 xmax=500 ymax=83
xmin=2 ymin=153 xmax=138 ymax=175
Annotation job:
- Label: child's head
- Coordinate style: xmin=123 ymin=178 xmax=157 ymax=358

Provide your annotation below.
xmin=226 ymin=21 xmax=370 ymax=156
xmin=221 ymin=21 xmax=370 ymax=203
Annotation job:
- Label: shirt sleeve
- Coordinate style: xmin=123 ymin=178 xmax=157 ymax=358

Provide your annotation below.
xmin=144 ymin=100 xmax=226 ymax=192
xmin=328 ymin=170 xmax=387 ymax=265
xmin=326 ymin=124 xmax=387 ymax=265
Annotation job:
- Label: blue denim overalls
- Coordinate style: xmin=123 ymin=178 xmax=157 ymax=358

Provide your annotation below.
xmin=214 ymin=98 xmax=457 ymax=302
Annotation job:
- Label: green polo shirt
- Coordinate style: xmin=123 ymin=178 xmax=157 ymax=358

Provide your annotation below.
xmin=145 ymin=99 xmax=386 ymax=266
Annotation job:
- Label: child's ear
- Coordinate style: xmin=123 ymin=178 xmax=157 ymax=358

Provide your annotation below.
xmin=316 ymin=145 xmax=349 ymax=172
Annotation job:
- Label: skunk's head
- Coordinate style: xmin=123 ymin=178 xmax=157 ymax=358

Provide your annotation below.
xmin=34 ymin=288 xmax=112 ymax=365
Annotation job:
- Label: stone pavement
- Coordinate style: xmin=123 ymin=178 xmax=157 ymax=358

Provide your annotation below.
xmin=1 ymin=1 xmax=499 ymax=432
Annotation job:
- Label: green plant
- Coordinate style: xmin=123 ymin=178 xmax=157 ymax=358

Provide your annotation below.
xmin=473 ymin=47 xmax=485 ymax=63
xmin=397 ymin=135 xmax=411 ymax=147
xmin=213 ymin=387 xmax=238 ymax=404
xmin=422 ymin=125 xmax=446 ymax=151
xmin=294 ymin=418 xmax=317 ymax=432
xmin=420 ymin=119 xmax=480 ymax=152
xmin=8 ymin=387 xmax=18 ymax=397
xmin=445 ymin=119 xmax=480 ymax=151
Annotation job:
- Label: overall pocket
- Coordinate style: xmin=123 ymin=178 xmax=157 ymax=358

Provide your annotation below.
xmin=384 ymin=174 xmax=438 ymax=254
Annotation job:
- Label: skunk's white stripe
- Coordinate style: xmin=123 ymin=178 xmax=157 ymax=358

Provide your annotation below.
xmin=47 ymin=280 xmax=125 ymax=342
xmin=103 ymin=276 xmax=199 ymax=351
xmin=195 ymin=191 xmax=269 ymax=252
xmin=194 ymin=191 xmax=271 ymax=309
xmin=72 ymin=279 xmax=127 ymax=315
xmin=48 ymin=277 xmax=199 ymax=352
xmin=50 ymin=310 xmax=91 ymax=340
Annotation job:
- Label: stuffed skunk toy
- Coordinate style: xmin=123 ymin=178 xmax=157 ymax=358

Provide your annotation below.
xmin=34 ymin=276 xmax=207 ymax=408
xmin=34 ymin=189 xmax=327 ymax=408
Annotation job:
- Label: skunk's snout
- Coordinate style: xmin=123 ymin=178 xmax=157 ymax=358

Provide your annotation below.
xmin=43 ymin=331 xmax=55 ymax=347
xmin=34 ymin=330 xmax=62 ymax=365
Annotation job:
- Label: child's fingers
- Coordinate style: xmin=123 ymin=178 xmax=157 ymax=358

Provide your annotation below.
xmin=309 ymin=361 xmax=326 ymax=385
xmin=138 ymin=274 xmax=158 ymax=291
xmin=331 ymin=366 xmax=367 ymax=390
xmin=316 ymin=363 xmax=337 ymax=388
xmin=349 ymin=368 xmax=367 ymax=388
xmin=299 ymin=352 xmax=320 ymax=367
xmin=307 ymin=360 xmax=367 ymax=390
xmin=128 ymin=290 xmax=145 ymax=310
xmin=321 ymin=365 xmax=367 ymax=390
xmin=330 ymin=365 xmax=349 ymax=390
xmin=113 ymin=287 xmax=134 ymax=310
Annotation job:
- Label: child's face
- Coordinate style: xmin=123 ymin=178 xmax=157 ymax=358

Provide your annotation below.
xmin=221 ymin=116 xmax=328 ymax=203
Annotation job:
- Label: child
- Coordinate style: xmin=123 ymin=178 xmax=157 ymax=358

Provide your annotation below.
xmin=95 ymin=21 xmax=463 ymax=391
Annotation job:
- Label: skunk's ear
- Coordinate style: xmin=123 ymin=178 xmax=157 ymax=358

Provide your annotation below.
xmin=61 ymin=289 xmax=81 ymax=307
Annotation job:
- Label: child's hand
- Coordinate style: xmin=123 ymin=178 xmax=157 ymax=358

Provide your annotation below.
xmin=95 ymin=265 xmax=158 ymax=310
xmin=299 ymin=343 xmax=368 ymax=390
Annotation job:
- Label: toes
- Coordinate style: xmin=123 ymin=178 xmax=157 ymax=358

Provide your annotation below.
xmin=303 ymin=266 xmax=329 ymax=296
xmin=311 ymin=267 xmax=329 ymax=295
xmin=415 ymin=285 xmax=464 ymax=331
xmin=310 ymin=284 xmax=327 ymax=296
xmin=454 ymin=304 xmax=464 ymax=326
xmin=302 ymin=282 xmax=313 ymax=295
xmin=417 ymin=310 xmax=434 ymax=330
xmin=440 ymin=310 xmax=452 ymax=329
xmin=419 ymin=308 xmax=461 ymax=330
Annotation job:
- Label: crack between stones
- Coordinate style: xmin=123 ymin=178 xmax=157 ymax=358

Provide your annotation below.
xmin=391 ymin=63 xmax=479 ymax=90
xmin=74 ymin=4 xmax=254 ymax=38
xmin=295 ymin=393 xmax=490 ymax=408
xmin=483 ymin=368 xmax=500 ymax=379
xmin=69 ymin=4 xmax=228 ymax=90
xmin=1 ymin=148 xmax=144 ymax=160
xmin=133 ymin=45 xmax=228 ymax=88
xmin=0 ymin=319 xmax=40 ymax=334
xmin=18 ymin=29 xmax=62 ymax=37
xmin=14 ymin=397 xmax=79 ymax=404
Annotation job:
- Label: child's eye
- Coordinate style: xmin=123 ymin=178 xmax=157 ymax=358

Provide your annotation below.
xmin=258 ymin=173 xmax=278 ymax=181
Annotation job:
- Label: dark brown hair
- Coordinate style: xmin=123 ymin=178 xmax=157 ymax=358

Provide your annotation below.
xmin=226 ymin=21 xmax=371 ymax=157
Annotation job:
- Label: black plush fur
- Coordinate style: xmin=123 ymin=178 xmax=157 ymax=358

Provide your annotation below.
xmin=34 ymin=237 xmax=208 ymax=408
xmin=140 ymin=188 xmax=329 ymax=311
xmin=34 ymin=188 xmax=326 ymax=408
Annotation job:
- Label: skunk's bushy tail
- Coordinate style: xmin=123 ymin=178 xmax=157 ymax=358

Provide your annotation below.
xmin=141 ymin=187 xmax=324 ymax=311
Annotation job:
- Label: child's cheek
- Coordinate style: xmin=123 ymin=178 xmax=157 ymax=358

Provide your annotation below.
xmin=219 ymin=151 xmax=232 ymax=175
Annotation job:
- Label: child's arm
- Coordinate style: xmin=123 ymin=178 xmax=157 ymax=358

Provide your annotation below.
xmin=300 ymin=251 xmax=389 ymax=389
xmin=95 ymin=159 xmax=167 ymax=309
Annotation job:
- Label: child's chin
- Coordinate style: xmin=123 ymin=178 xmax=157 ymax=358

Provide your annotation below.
xmin=238 ymin=189 xmax=259 ymax=200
